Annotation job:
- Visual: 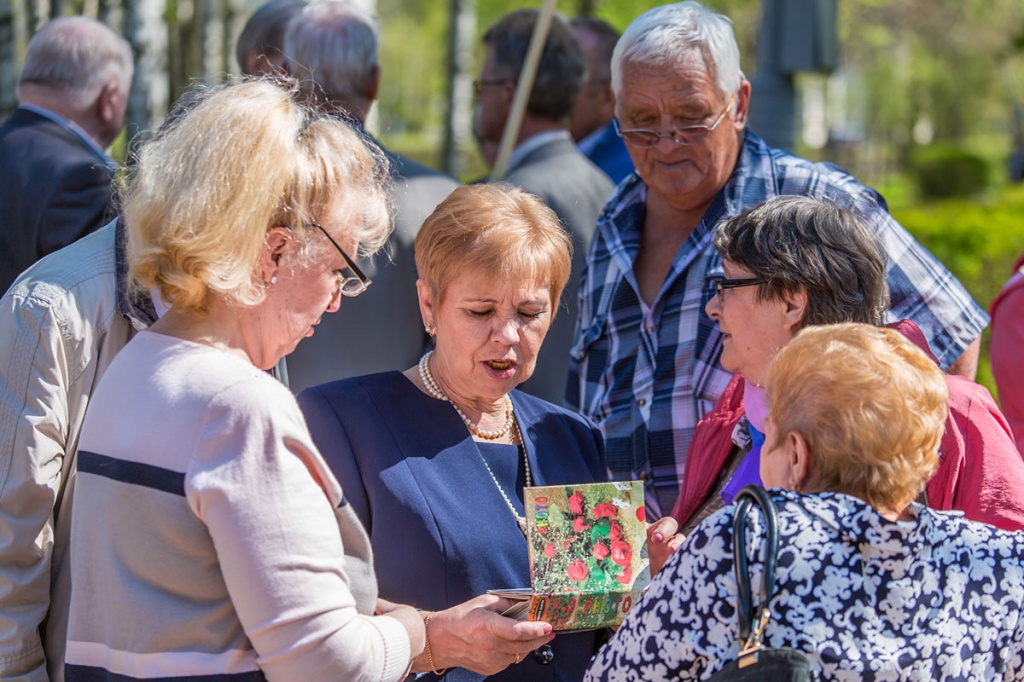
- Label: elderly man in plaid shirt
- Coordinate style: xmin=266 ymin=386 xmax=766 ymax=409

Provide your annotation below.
xmin=566 ymin=2 xmax=988 ymax=516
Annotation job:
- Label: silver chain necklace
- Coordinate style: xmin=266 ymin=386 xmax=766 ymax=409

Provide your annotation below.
xmin=418 ymin=351 xmax=532 ymax=534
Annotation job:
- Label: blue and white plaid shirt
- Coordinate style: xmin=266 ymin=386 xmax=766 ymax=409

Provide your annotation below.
xmin=566 ymin=132 xmax=989 ymax=516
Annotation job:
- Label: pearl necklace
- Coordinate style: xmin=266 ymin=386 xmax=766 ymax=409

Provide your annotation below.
xmin=418 ymin=351 xmax=532 ymax=535
xmin=418 ymin=351 xmax=514 ymax=440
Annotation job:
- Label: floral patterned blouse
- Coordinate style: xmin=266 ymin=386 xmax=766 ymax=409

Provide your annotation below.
xmin=586 ymin=489 xmax=1024 ymax=681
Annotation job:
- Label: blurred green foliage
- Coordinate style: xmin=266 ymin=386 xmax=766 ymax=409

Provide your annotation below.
xmin=911 ymin=146 xmax=990 ymax=199
xmin=893 ymin=183 xmax=1024 ymax=391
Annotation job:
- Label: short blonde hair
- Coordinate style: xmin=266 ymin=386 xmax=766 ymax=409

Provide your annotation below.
xmin=766 ymin=323 xmax=949 ymax=512
xmin=414 ymin=183 xmax=572 ymax=313
xmin=125 ymin=79 xmax=391 ymax=313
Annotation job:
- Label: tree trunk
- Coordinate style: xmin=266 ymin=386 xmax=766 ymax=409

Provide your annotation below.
xmin=25 ymin=0 xmax=45 ymax=33
xmin=0 ymin=0 xmax=16 ymax=119
xmin=124 ymin=0 xmax=169 ymax=154
xmin=224 ymin=0 xmax=243 ymax=74
xmin=442 ymin=0 xmax=475 ymax=177
xmin=200 ymin=0 xmax=223 ymax=83
xmin=97 ymin=0 xmax=123 ymax=33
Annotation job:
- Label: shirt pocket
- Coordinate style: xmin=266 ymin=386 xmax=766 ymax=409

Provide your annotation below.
xmin=570 ymin=315 xmax=608 ymax=363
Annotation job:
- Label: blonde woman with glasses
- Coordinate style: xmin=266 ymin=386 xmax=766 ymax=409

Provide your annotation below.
xmin=64 ymin=80 xmax=421 ymax=682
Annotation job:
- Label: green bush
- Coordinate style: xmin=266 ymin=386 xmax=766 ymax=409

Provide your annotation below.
xmin=893 ymin=183 xmax=1024 ymax=393
xmin=911 ymin=146 xmax=990 ymax=199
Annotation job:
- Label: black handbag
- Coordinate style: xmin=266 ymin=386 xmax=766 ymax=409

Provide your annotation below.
xmin=706 ymin=485 xmax=812 ymax=682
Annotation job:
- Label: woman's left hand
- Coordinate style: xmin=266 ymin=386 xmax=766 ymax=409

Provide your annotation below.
xmin=647 ymin=516 xmax=686 ymax=576
xmin=413 ymin=594 xmax=556 ymax=675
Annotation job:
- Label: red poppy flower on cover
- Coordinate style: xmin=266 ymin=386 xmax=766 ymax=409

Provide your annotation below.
xmin=592 ymin=541 xmax=610 ymax=561
xmin=567 ymin=558 xmax=589 ymax=582
xmin=593 ymin=502 xmax=618 ymax=519
xmin=636 ymin=507 xmax=646 ymax=522
xmin=611 ymin=540 xmax=632 ymax=567
xmin=569 ymin=491 xmax=585 ymax=515
xmin=544 ymin=543 xmax=555 ymax=558
xmin=573 ymin=516 xmax=589 ymax=533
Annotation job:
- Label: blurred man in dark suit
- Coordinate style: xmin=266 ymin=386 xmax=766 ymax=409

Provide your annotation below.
xmin=569 ymin=17 xmax=634 ymax=185
xmin=0 ymin=16 xmax=132 ymax=295
xmin=281 ymin=1 xmax=459 ymax=391
xmin=474 ymin=9 xmax=614 ymax=404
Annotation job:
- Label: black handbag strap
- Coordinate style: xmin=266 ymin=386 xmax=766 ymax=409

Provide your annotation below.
xmin=732 ymin=484 xmax=779 ymax=643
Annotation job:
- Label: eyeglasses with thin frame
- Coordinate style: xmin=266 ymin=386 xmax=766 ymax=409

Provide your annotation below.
xmin=711 ymin=276 xmax=766 ymax=300
xmin=307 ymin=222 xmax=372 ymax=297
xmin=615 ymin=91 xmax=737 ymax=148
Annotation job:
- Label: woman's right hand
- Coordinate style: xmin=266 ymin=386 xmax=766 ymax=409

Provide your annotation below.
xmin=647 ymin=516 xmax=686 ymax=576
xmin=413 ymin=594 xmax=556 ymax=675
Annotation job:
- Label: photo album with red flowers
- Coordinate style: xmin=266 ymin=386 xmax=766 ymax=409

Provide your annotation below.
xmin=489 ymin=481 xmax=650 ymax=630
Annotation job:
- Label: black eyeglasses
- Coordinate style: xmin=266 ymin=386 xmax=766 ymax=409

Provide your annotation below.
xmin=307 ymin=222 xmax=371 ymax=297
xmin=711 ymin=276 xmax=766 ymax=299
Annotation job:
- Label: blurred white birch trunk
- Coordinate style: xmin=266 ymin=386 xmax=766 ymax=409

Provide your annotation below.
xmin=442 ymin=0 xmax=475 ymax=177
xmin=124 ymin=0 xmax=168 ymax=152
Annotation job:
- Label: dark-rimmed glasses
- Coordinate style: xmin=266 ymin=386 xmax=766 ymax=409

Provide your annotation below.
xmin=307 ymin=222 xmax=372 ymax=297
xmin=711 ymin=276 xmax=766 ymax=300
xmin=615 ymin=91 xmax=737 ymax=148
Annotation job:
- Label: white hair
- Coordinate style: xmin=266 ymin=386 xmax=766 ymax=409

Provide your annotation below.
xmin=18 ymin=16 xmax=133 ymax=110
xmin=284 ymin=1 xmax=379 ymax=108
xmin=611 ymin=2 xmax=742 ymax=103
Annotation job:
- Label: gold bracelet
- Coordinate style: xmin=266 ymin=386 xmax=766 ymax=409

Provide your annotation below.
xmin=423 ymin=612 xmax=448 ymax=676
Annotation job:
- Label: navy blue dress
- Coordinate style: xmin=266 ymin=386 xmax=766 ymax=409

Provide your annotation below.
xmin=298 ymin=371 xmax=608 ymax=682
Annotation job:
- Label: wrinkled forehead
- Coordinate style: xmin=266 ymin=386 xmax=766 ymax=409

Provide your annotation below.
xmin=616 ymin=50 xmax=721 ymax=113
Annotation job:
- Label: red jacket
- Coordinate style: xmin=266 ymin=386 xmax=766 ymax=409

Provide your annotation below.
xmin=670 ymin=320 xmax=1024 ymax=532
xmin=990 ymin=250 xmax=1024 ymax=454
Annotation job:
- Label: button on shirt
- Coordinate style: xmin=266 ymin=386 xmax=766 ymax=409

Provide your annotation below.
xmin=567 ymin=131 xmax=989 ymax=516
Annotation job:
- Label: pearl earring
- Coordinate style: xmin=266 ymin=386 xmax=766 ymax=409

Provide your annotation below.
xmin=425 ymin=323 xmax=435 ymax=337
xmin=270 ymin=275 xmax=278 ymax=285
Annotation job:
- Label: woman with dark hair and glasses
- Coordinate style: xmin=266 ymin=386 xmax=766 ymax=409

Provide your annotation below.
xmin=589 ymin=323 xmax=1024 ymax=681
xmin=63 ymin=81 xmax=555 ymax=682
xmin=644 ymin=195 xmax=1024 ymax=576
xmin=299 ymin=183 xmax=608 ymax=681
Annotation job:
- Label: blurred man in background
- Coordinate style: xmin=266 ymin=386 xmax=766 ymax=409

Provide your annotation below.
xmin=474 ymin=9 xmax=613 ymax=403
xmin=0 ymin=17 xmax=132 ymax=296
xmin=569 ymin=17 xmax=634 ymax=185
xmin=282 ymin=0 xmax=458 ymax=391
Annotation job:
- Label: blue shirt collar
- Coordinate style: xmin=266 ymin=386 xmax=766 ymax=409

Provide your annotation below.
xmin=18 ymin=103 xmax=115 ymax=170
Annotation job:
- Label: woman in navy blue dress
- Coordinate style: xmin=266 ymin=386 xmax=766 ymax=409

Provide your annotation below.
xmin=299 ymin=184 xmax=607 ymax=681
